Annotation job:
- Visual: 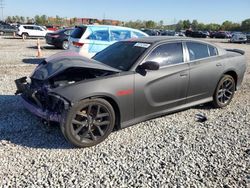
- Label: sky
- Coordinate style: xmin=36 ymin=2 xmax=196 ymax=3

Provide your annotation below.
xmin=2 ymin=0 xmax=250 ymax=24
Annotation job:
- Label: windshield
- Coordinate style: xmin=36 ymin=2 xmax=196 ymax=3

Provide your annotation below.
xmin=92 ymin=41 xmax=150 ymax=71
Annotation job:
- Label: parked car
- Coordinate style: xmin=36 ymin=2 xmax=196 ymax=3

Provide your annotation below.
xmin=15 ymin=37 xmax=247 ymax=148
xmin=213 ymin=31 xmax=231 ymax=38
xmin=161 ymin=30 xmax=176 ymax=36
xmin=69 ymin=25 xmax=148 ymax=58
xmin=185 ymin=30 xmax=207 ymax=38
xmin=246 ymin=32 xmax=250 ymax=42
xmin=46 ymin=25 xmax=59 ymax=32
xmin=45 ymin=28 xmax=73 ymax=49
xmin=17 ymin=24 xmax=50 ymax=38
xmin=0 ymin=23 xmax=17 ymax=35
xmin=140 ymin=29 xmax=159 ymax=36
xmin=230 ymin=33 xmax=247 ymax=43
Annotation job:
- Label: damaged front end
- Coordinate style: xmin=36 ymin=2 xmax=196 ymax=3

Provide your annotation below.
xmin=15 ymin=52 xmax=120 ymax=123
xmin=15 ymin=76 xmax=69 ymax=122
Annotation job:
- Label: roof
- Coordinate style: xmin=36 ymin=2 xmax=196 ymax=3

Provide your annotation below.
xmin=128 ymin=36 xmax=222 ymax=46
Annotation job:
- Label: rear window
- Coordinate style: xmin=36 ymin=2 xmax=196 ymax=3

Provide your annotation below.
xmin=71 ymin=27 xmax=87 ymax=39
xmin=186 ymin=42 xmax=209 ymax=61
xmin=87 ymin=30 xmax=109 ymax=41
xmin=208 ymin=45 xmax=218 ymax=56
xmin=110 ymin=30 xmax=131 ymax=41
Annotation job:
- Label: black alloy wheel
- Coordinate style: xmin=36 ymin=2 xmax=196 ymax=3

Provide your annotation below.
xmin=61 ymin=98 xmax=115 ymax=148
xmin=213 ymin=75 xmax=235 ymax=108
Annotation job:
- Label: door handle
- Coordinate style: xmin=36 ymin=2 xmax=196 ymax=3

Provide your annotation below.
xmin=180 ymin=72 xmax=188 ymax=77
xmin=216 ymin=63 xmax=222 ymax=67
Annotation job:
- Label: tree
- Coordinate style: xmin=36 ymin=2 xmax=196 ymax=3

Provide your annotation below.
xmin=145 ymin=20 xmax=156 ymax=29
xmin=20 ymin=16 xmax=25 ymax=23
xmin=176 ymin=20 xmax=184 ymax=31
xmin=183 ymin=20 xmax=191 ymax=29
xmin=192 ymin=20 xmax=198 ymax=30
xmin=241 ymin=18 xmax=250 ymax=32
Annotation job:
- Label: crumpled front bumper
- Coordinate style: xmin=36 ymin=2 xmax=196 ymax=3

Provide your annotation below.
xmin=15 ymin=77 xmax=62 ymax=122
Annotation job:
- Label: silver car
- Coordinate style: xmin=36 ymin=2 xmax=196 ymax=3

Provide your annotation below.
xmin=230 ymin=33 xmax=247 ymax=44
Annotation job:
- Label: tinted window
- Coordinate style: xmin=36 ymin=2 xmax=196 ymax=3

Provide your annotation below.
xmin=145 ymin=43 xmax=183 ymax=67
xmin=110 ymin=30 xmax=131 ymax=41
xmin=71 ymin=26 xmax=87 ymax=39
xmin=93 ymin=41 xmax=150 ymax=71
xmin=64 ymin=29 xmax=73 ymax=35
xmin=208 ymin=45 xmax=218 ymax=56
xmin=88 ymin=30 xmax=109 ymax=41
xmin=24 ymin=26 xmax=34 ymax=30
xmin=186 ymin=42 xmax=209 ymax=61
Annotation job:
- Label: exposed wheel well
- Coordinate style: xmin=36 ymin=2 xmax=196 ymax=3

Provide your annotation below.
xmin=89 ymin=96 xmax=121 ymax=130
xmin=224 ymin=71 xmax=238 ymax=90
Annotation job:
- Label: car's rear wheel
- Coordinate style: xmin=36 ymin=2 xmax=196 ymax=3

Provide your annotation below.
xmin=62 ymin=40 xmax=69 ymax=50
xmin=213 ymin=75 xmax=235 ymax=108
xmin=61 ymin=98 xmax=115 ymax=148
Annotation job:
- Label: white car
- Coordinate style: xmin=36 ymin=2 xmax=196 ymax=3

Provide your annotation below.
xmin=230 ymin=33 xmax=247 ymax=44
xmin=69 ymin=25 xmax=148 ymax=58
xmin=17 ymin=25 xmax=50 ymax=38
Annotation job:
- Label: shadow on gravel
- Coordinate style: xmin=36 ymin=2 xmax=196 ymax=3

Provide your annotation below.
xmin=193 ymin=103 xmax=214 ymax=110
xmin=22 ymin=58 xmax=45 ymax=64
xmin=0 ymin=95 xmax=72 ymax=149
xmin=27 ymin=45 xmax=61 ymax=50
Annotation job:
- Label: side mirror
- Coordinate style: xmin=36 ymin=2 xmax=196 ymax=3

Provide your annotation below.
xmin=139 ymin=61 xmax=159 ymax=71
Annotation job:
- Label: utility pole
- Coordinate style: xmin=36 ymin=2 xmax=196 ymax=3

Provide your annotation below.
xmin=0 ymin=0 xmax=4 ymax=21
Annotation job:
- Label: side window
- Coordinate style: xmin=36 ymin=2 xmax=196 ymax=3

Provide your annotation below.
xmin=208 ymin=45 xmax=218 ymax=56
xmin=145 ymin=43 xmax=183 ymax=67
xmin=87 ymin=30 xmax=109 ymax=41
xmin=186 ymin=42 xmax=209 ymax=61
xmin=110 ymin=30 xmax=131 ymax=41
xmin=64 ymin=30 xmax=72 ymax=35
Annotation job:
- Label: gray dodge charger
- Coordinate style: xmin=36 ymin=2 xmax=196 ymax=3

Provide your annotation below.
xmin=15 ymin=37 xmax=247 ymax=147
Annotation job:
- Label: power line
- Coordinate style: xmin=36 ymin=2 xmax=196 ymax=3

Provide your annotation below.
xmin=0 ymin=0 xmax=4 ymax=21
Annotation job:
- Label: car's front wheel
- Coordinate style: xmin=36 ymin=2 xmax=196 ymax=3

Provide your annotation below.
xmin=61 ymin=98 xmax=115 ymax=148
xmin=22 ymin=33 xmax=28 ymax=39
xmin=213 ymin=75 xmax=235 ymax=108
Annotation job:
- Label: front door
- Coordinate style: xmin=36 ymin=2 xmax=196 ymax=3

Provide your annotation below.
xmin=134 ymin=42 xmax=190 ymax=119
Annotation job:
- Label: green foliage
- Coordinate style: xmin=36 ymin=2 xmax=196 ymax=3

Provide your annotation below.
xmin=241 ymin=19 xmax=250 ymax=31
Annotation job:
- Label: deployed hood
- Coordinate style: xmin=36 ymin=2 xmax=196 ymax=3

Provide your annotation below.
xmin=31 ymin=51 xmax=120 ymax=80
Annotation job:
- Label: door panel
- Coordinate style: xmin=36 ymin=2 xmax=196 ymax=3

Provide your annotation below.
xmin=185 ymin=42 xmax=224 ymax=103
xmin=134 ymin=63 xmax=189 ymax=118
xmin=187 ymin=57 xmax=224 ymax=102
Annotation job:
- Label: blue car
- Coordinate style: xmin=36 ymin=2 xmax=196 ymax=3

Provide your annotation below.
xmin=69 ymin=25 xmax=148 ymax=58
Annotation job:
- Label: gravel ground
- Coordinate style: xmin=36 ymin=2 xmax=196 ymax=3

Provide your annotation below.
xmin=0 ymin=36 xmax=249 ymax=187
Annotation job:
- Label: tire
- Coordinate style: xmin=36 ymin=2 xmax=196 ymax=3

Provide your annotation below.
xmin=61 ymin=98 xmax=115 ymax=148
xmin=62 ymin=40 xmax=69 ymax=50
xmin=22 ymin=33 xmax=28 ymax=39
xmin=213 ymin=75 xmax=235 ymax=108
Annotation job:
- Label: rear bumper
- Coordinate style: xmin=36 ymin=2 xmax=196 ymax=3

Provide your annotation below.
xmin=15 ymin=77 xmax=62 ymax=122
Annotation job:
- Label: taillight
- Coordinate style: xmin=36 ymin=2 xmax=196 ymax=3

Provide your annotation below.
xmin=73 ymin=41 xmax=84 ymax=47
xmin=51 ymin=35 xmax=60 ymax=38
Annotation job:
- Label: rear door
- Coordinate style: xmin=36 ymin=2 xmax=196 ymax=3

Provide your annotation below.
xmin=185 ymin=41 xmax=224 ymax=103
xmin=134 ymin=42 xmax=189 ymax=119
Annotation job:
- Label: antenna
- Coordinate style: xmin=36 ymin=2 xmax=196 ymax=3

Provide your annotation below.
xmin=0 ymin=0 xmax=4 ymax=21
